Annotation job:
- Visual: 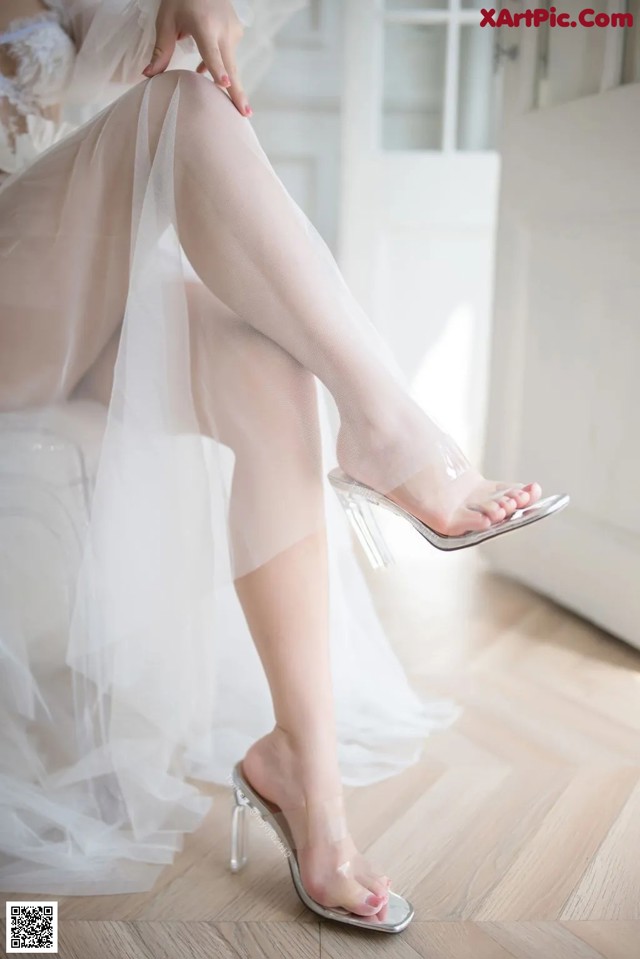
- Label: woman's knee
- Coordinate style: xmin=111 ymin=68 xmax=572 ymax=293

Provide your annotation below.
xmin=146 ymin=69 xmax=233 ymax=127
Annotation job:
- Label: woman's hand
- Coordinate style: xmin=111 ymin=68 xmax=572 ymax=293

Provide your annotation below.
xmin=143 ymin=0 xmax=251 ymax=117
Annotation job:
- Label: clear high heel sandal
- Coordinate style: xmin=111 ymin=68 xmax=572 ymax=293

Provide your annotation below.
xmin=328 ymin=467 xmax=570 ymax=568
xmin=229 ymin=761 xmax=414 ymax=934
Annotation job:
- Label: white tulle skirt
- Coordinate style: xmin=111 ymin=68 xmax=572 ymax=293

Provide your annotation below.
xmin=0 ymin=68 xmax=461 ymax=895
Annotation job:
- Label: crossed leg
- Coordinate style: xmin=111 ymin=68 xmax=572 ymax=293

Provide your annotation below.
xmin=0 ymin=68 xmax=539 ymax=524
xmin=0 ymin=66 xmax=540 ymax=915
xmin=67 ymin=276 xmax=392 ymax=915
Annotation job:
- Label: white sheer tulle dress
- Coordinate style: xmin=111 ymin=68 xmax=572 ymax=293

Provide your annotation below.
xmin=0 ymin=0 xmax=462 ymax=895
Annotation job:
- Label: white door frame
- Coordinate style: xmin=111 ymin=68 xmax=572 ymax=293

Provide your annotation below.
xmin=481 ymin=2 xmax=640 ymax=650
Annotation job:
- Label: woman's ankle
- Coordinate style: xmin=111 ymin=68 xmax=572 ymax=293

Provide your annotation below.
xmin=244 ymin=723 xmax=343 ymax=805
xmin=336 ymin=402 xmax=432 ymax=491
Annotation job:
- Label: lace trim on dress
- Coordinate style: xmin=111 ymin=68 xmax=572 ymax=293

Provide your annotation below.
xmin=0 ymin=11 xmax=75 ymax=177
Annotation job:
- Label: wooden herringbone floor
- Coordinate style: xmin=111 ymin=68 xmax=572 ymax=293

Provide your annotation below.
xmin=3 ymin=532 xmax=639 ymax=958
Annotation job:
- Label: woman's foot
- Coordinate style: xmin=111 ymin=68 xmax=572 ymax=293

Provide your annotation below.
xmin=336 ymin=399 xmax=542 ymax=537
xmin=242 ymin=726 xmax=391 ymax=918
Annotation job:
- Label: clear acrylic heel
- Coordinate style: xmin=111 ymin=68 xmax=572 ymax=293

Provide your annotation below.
xmin=230 ymin=786 xmax=250 ymax=873
xmin=332 ymin=486 xmax=395 ymax=569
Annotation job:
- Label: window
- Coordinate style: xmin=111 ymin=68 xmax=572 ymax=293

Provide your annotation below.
xmin=381 ymin=0 xmax=499 ymax=151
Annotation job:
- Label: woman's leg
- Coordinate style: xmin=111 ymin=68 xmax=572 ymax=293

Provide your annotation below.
xmin=73 ymin=278 xmax=390 ymax=916
xmin=186 ymin=285 xmax=392 ymax=915
xmin=0 ymin=68 xmax=538 ymax=529
xmin=0 ymin=70 xmax=529 ymax=915
xmin=144 ymin=70 xmax=541 ymax=536
xmin=235 ymin=542 xmax=393 ymax=918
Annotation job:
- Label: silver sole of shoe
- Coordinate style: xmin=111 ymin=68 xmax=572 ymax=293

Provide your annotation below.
xmin=328 ymin=467 xmax=570 ymax=557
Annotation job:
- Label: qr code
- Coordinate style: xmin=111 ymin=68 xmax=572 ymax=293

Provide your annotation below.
xmin=6 ymin=902 xmax=58 ymax=953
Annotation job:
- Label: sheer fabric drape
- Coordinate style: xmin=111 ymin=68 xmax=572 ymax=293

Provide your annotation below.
xmin=0 ymin=0 xmax=461 ymax=895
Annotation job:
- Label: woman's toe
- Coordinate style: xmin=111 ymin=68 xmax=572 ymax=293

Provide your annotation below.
xmin=523 ymin=481 xmax=542 ymax=505
xmin=369 ymin=882 xmax=390 ymax=901
xmin=462 ymin=508 xmax=492 ymax=532
xmin=308 ymin=873 xmax=380 ymax=917
xmin=477 ymin=499 xmax=507 ymax=522
xmin=348 ymin=884 xmax=388 ymax=916
xmin=495 ymin=486 xmax=528 ymax=508
xmin=509 ymin=484 xmax=542 ymax=509
xmin=360 ymin=872 xmax=390 ymax=900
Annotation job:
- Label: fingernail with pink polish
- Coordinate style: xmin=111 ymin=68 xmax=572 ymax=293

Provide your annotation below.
xmin=221 ymin=75 xmax=230 ymax=86
xmin=245 ymin=104 xmax=253 ymax=116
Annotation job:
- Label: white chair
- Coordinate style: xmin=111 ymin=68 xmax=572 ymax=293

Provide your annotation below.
xmin=0 ymin=400 xmax=106 ymax=718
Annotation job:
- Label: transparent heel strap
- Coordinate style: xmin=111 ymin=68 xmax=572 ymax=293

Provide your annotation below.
xmin=266 ymin=794 xmax=390 ymax=897
xmin=338 ymin=415 xmax=473 ymax=498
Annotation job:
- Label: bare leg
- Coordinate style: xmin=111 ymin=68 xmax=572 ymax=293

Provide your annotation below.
xmin=156 ymin=70 xmax=541 ymax=534
xmin=187 ymin=285 xmax=392 ymax=914
xmin=0 ymin=71 xmax=535 ymax=913
xmin=236 ymin=540 xmax=391 ymax=917
xmin=0 ymin=69 xmax=539 ymax=529
xmin=72 ymin=280 xmax=390 ymax=915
